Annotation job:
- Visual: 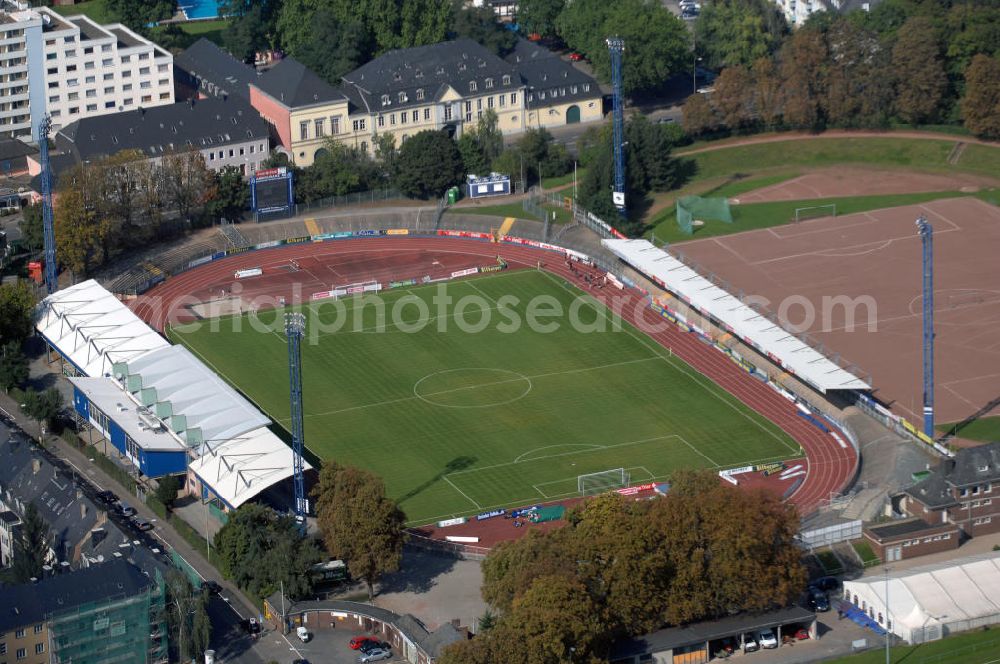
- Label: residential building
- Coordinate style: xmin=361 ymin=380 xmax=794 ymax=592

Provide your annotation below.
xmin=901 ymin=441 xmax=1000 ymax=538
xmin=173 ymin=38 xmax=260 ymax=103
xmin=468 ymin=0 xmax=517 ymax=21
xmin=0 ymin=137 xmax=35 ymax=176
xmin=861 ymin=517 xmax=960 ymax=563
xmin=0 ymin=1 xmax=174 ymax=142
xmin=505 ymin=40 xmax=603 ymax=129
xmin=773 ymin=0 xmax=880 ymax=27
xmin=55 ymin=96 xmax=270 ymax=176
xmin=0 ymin=558 xmax=168 ymax=664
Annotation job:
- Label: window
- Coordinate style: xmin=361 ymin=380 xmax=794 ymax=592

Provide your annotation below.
xmin=487 ymin=96 xmax=494 ymax=109
xmin=412 ymin=110 xmax=418 ymax=122
xmin=583 ymin=83 xmax=590 ymax=92
xmin=943 ymin=533 xmax=952 ymax=539
xmin=902 ymin=540 xmax=911 ymax=547
xmin=102 ymin=58 xmax=112 ymax=67
xmin=571 ymin=85 xmax=578 ymax=94
xmin=139 ymin=53 xmax=149 ymax=60
xmin=469 ymin=81 xmax=477 ymax=92
xmin=502 ymin=75 xmax=510 ymax=85
xmin=510 ymin=93 xmax=517 ymax=105
xmin=123 ymin=70 xmax=132 ymax=78
xmin=122 ymin=99 xmax=131 ymax=106
xmin=299 ymin=121 xmax=309 ymax=140
xmin=48 ymin=94 xmax=59 ymax=103
xmin=239 ymin=147 xmax=244 ymax=156
xmin=352 ymin=119 xmax=366 ymax=131
xmin=401 ymin=134 xmax=408 ymax=143
xmin=122 ymin=83 xmax=132 ymax=91
xmin=105 ymin=101 xmax=115 ymax=108
xmin=48 ymin=81 xmax=58 ymax=89
xmin=159 ymin=92 xmax=170 ymax=100
xmin=416 ymin=88 xmax=424 ymax=100
xmin=476 ymin=98 xmax=482 ymax=111
xmin=65 ymin=49 xmax=76 ymax=57
xmin=539 ymin=91 xmax=546 ymax=100
xmin=67 ymin=78 xmax=78 ymax=87
xmin=35 ymin=643 xmax=44 ymax=654
xmin=444 ymin=105 xmax=453 ymax=121
xmin=16 ymin=647 xmax=25 ymax=660
xmin=331 ymin=116 xmax=341 ymax=134
xmin=65 ymin=36 xmax=76 ymax=43
xmin=378 ymin=115 xmax=385 ymax=128
xmin=932 ymin=535 xmax=941 ymax=541
xmin=381 ymin=94 xmax=390 ymax=105
xmin=400 ymin=111 xmax=407 ymax=125
xmin=465 ymin=112 xmax=472 ymax=122
xmin=923 ymin=537 xmax=932 ymax=543
xmin=85 ymin=61 xmax=95 ymax=70
xmin=465 ymin=101 xmax=472 ymax=113
xmin=485 ymin=78 xmax=494 ymax=89
xmin=122 ymin=55 xmax=131 ymax=63
xmin=85 ymin=75 xmax=95 ymax=84
xmin=67 ymin=92 xmax=79 ymax=101
xmin=104 ymin=86 xmax=113 ymax=94
xmin=140 ymin=95 xmax=151 ymax=103
xmin=499 ymin=94 xmax=506 ymax=108
xmin=158 ymin=64 xmax=168 ymax=73
xmin=158 ymin=79 xmax=168 ymax=87
xmin=102 ymin=44 xmax=111 ymax=53
xmin=47 ymin=67 xmax=57 ymax=75
xmin=86 ymin=89 xmax=96 ymax=97
xmin=228 ymin=149 xmax=234 ymax=158
xmin=360 ymin=141 xmax=367 ymax=153
xmin=66 ymin=64 xmax=78 ymax=73
xmin=423 ymin=108 xmax=430 ymax=120
xmin=139 ymin=67 xmax=150 ymax=75
xmin=103 ymin=72 xmax=113 ymax=81
xmin=208 ymin=152 xmax=214 ymax=161
xmin=249 ymin=145 xmax=255 ymax=154
xmin=15 ymin=629 xmax=23 ymax=638
xmin=314 ymin=117 xmax=325 ymax=136
xmin=398 ymin=92 xmax=406 ymax=103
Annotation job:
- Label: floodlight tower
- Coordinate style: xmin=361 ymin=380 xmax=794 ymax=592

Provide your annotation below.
xmin=916 ymin=217 xmax=934 ymax=438
xmin=285 ymin=312 xmax=307 ymax=526
xmin=606 ymin=37 xmax=626 ymax=215
xmin=39 ymin=116 xmax=58 ymax=294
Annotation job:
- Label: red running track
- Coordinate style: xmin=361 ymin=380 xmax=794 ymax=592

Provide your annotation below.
xmin=134 ymin=237 xmax=856 ymax=517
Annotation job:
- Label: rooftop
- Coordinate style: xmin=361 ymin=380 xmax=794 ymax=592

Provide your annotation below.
xmin=56 ymin=96 xmax=269 ymax=163
xmin=0 ymin=559 xmax=154 ymax=632
xmin=505 ymin=40 xmax=600 ymax=109
xmin=109 ymin=25 xmax=142 ymax=49
xmin=253 ymin=56 xmax=346 ymax=109
xmin=174 ymin=38 xmax=260 ymax=103
xmin=866 ymin=518 xmax=956 ymax=541
xmin=68 ymin=15 xmax=111 ymax=42
xmin=69 ymin=377 xmax=188 ymax=452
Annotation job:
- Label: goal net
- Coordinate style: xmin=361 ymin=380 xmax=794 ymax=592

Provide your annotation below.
xmin=794 ymin=204 xmax=836 ymax=222
xmin=578 ymin=468 xmax=630 ymax=496
xmin=676 ymin=196 xmax=733 ymax=235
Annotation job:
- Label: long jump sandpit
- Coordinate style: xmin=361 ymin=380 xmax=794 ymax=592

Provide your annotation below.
xmin=678 ymin=197 xmax=1000 ymax=432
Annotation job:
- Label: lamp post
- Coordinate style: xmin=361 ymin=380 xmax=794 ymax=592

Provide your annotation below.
xmin=884 ymin=566 xmax=891 ymax=664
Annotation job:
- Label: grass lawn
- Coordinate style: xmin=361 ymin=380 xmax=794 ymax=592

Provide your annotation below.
xmin=938 ymin=416 xmax=1000 ymax=443
xmin=646 ymin=189 xmax=985 ymax=245
xmin=171 ymin=270 xmax=799 ymax=525
xmin=828 ymin=628 xmax=1000 ymax=664
xmin=52 ymin=0 xmax=113 ymax=23
xmin=815 ymin=549 xmax=843 ymax=575
xmin=852 ymin=540 xmax=881 ymax=566
xmin=452 ymin=200 xmax=573 ymax=225
xmin=542 ymin=168 xmax=587 ymax=190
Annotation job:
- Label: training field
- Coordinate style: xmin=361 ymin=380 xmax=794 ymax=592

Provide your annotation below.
xmin=171 ymin=269 xmax=799 ymax=525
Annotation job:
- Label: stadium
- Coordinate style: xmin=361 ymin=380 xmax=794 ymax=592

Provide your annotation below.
xmin=20 ymin=205 xmax=876 ymax=550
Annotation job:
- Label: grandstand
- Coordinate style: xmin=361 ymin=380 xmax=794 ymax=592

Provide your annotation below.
xmin=36 ymin=280 xmax=309 ymax=511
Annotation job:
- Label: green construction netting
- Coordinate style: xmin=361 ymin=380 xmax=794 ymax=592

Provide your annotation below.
xmin=676 ymin=196 xmax=734 ymax=234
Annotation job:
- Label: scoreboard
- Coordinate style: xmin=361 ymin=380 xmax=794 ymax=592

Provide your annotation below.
xmin=250 ymin=167 xmax=295 ymax=221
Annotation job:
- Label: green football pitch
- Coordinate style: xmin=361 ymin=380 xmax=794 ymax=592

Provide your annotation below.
xmin=171 ymin=270 xmax=800 ymax=525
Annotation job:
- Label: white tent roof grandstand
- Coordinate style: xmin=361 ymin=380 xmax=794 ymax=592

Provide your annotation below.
xmin=35 ymin=279 xmax=169 ymax=378
xmin=188 ymin=427 xmax=312 ymax=509
xmin=114 ymin=344 xmax=272 ymax=447
xmin=69 ymin=377 xmax=187 ymax=452
xmin=843 ymin=552 xmax=1000 ymax=643
xmin=602 ymin=239 xmax=871 ymax=393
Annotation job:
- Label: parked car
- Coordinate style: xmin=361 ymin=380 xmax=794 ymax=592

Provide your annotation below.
xmin=360 ymin=641 xmax=390 ymax=654
xmin=758 ymin=629 xmax=778 ymax=649
xmin=296 ymin=626 xmax=311 ymax=643
xmin=720 ymin=637 xmax=736 ymax=653
xmin=656 ymin=116 xmax=676 ymax=124
xmin=794 ymin=627 xmax=811 ymax=640
xmin=358 ymin=649 xmax=392 ymax=663
xmin=96 ymin=490 xmax=117 ymax=504
xmin=116 ymin=502 xmax=136 ymax=517
xmin=201 ymin=580 xmax=222 ymax=595
xmin=569 ymin=52 xmax=584 ymax=61
xmin=131 ymin=518 xmax=153 ymax=531
xmin=242 ymin=618 xmax=261 ymax=636
xmin=743 ymin=633 xmax=759 ymax=652
xmin=809 ymin=588 xmax=831 ymax=612
xmin=696 ymin=86 xmax=714 ymax=94
xmin=350 ymin=636 xmax=381 ymax=650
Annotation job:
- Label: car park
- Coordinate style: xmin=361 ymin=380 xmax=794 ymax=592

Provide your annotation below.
xmin=758 ymin=629 xmax=778 ymax=649
xmin=743 ymin=633 xmax=759 ymax=652
xmin=358 ymin=649 xmax=392 ymax=663
xmin=360 ymin=641 xmax=390 ymax=654
xmin=350 ymin=636 xmax=380 ymax=650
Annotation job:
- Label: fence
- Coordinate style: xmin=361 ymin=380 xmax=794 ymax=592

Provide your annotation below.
xmin=406 ymin=532 xmax=489 ymax=561
xmin=798 ymin=520 xmax=863 ymax=550
xmin=293 ymin=187 xmax=406 ymax=214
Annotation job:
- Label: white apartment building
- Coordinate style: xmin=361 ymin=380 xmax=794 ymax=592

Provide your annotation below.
xmin=0 ymin=1 xmax=174 ymax=142
xmin=774 ymin=0 xmax=878 ymax=26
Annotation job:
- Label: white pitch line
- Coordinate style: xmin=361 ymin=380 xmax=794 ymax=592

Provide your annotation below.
xmin=442 ymin=475 xmax=482 ymax=510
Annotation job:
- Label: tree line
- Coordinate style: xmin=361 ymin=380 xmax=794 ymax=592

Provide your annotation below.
xmin=439 ymin=470 xmax=806 ymax=664
xmin=685 ymin=0 xmax=1000 ymax=138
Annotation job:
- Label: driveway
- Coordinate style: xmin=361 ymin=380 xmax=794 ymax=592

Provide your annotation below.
xmin=289 ymin=626 xmax=406 ymax=664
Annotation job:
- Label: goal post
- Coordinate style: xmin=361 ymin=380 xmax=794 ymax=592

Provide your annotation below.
xmin=794 ymin=204 xmax=836 ymax=222
xmin=578 ymin=468 xmax=630 ymax=496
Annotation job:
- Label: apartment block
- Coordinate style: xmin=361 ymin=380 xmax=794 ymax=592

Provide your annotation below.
xmin=0 ymin=1 xmax=174 ymax=142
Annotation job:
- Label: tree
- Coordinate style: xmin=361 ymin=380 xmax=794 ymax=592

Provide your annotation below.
xmin=219 ymin=0 xmax=283 ymax=62
xmin=558 ymin=0 xmax=690 ymax=95
xmin=961 ymin=54 xmax=1000 ymax=138
xmin=373 ymin=132 xmax=399 ymax=184
xmin=155 ymin=475 xmax=182 ymax=508
xmin=822 ymin=18 xmax=893 ymax=128
xmin=778 ymin=27 xmax=829 ymax=129
xmin=450 ymin=4 xmax=516 ymax=56
xmin=682 ymin=92 xmax=719 ymax=135
xmin=162 ymin=150 xmax=213 ymax=222
xmin=457 ymin=132 xmax=489 ymax=177
xmin=0 ymin=280 xmax=35 ymax=347
xmin=104 ymin=0 xmax=176 ymax=33
xmin=290 ymin=10 xmax=371 ymax=86
xmin=517 ymin=0 xmax=565 ymax=38
xmin=13 ymin=503 xmax=51 ymax=583
xmin=394 ymin=130 xmax=464 ymax=199
xmin=166 ymin=571 xmax=212 ymax=663
xmin=54 ymin=186 xmax=108 ymax=278
xmin=751 ymin=56 xmax=783 ymax=129
xmin=206 ymin=166 xmax=249 ymax=222
xmin=695 ymin=0 xmax=786 ymax=70
xmin=711 ymin=65 xmax=755 ymax=129
xmin=21 ymin=387 xmax=63 ymax=439
xmin=891 ymin=16 xmax=948 ymax=124
xmin=18 ymin=204 xmax=44 ymax=252
xmin=213 ymin=503 xmax=322 ymax=600
xmin=313 ymin=463 xmax=407 ymax=601
xmin=0 ymin=342 xmax=28 ymax=394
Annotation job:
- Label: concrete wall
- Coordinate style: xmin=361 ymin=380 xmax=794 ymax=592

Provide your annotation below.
xmin=250 ymin=86 xmax=291 ymax=152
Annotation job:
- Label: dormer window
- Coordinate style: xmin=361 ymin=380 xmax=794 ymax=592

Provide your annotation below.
xmin=382 ymin=94 xmax=390 ymax=105
xmin=469 ymin=81 xmax=477 ymax=92
xmin=502 ymin=75 xmax=510 ymax=85
xmin=979 ymin=465 xmax=990 ymax=473
xmin=485 ymin=78 xmax=494 ymax=89
xmin=416 ymin=88 xmax=424 ymax=100
xmin=398 ymin=92 xmax=406 ymax=103
xmin=583 ymin=83 xmax=590 ymax=92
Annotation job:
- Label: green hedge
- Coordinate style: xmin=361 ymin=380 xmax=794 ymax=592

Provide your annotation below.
xmin=84 ymin=444 xmax=138 ymax=493
xmin=146 ymin=495 xmax=168 ymax=520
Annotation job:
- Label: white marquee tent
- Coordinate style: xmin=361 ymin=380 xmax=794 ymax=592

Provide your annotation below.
xmin=843 ymin=552 xmax=1000 ymax=643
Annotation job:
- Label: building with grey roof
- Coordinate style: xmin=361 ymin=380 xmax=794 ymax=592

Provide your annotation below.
xmin=505 ymin=39 xmax=603 ymax=128
xmin=55 ymin=95 xmax=270 ymax=176
xmin=174 ymin=37 xmax=261 ymax=103
xmin=902 ymin=441 xmax=1000 ymax=538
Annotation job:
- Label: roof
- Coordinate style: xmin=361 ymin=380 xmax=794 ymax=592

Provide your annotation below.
xmin=68 ymin=15 xmax=111 ymax=41
xmin=904 ymin=471 xmax=957 ymax=508
xmin=942 ymin=441 xmax=1000 ymax=487
xmin=174 ymin=38 xmax=259 ymax=103
xmin=108 ymin=25 xmax=142 ymax=49
xmin=505 ymin=40 xmax=600 ymax=109
xmin=69 ymin=377 xmax=188 ymax=452
xmin=188 ymin=426 xmax=311 ymax=509
xmin=56 ymin=96 xmax=269 ymax=163
xmin=612 ymin=606 xmax=816 ymax=658
xmin=865 ymin=518 xmax=956 ymax=541
xmin=844 ymin=551 xmax=1000 ymax=637
xmin=342 ymin=38 xmax=520 ymax=112
xmin=115 ymin=344 xmax=271 ymax=446
xmin=0 ymin=558 xmax=153 ymax=632
xmin=35 ymin=279 xmax=169 ymax=378
xmin=252 ymin=56 xmax=346 ymax=109
xmin=602 ymin=239 xmax=871 ymax=392
xmin=0 ymin=137 xmax=36 ymax=162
